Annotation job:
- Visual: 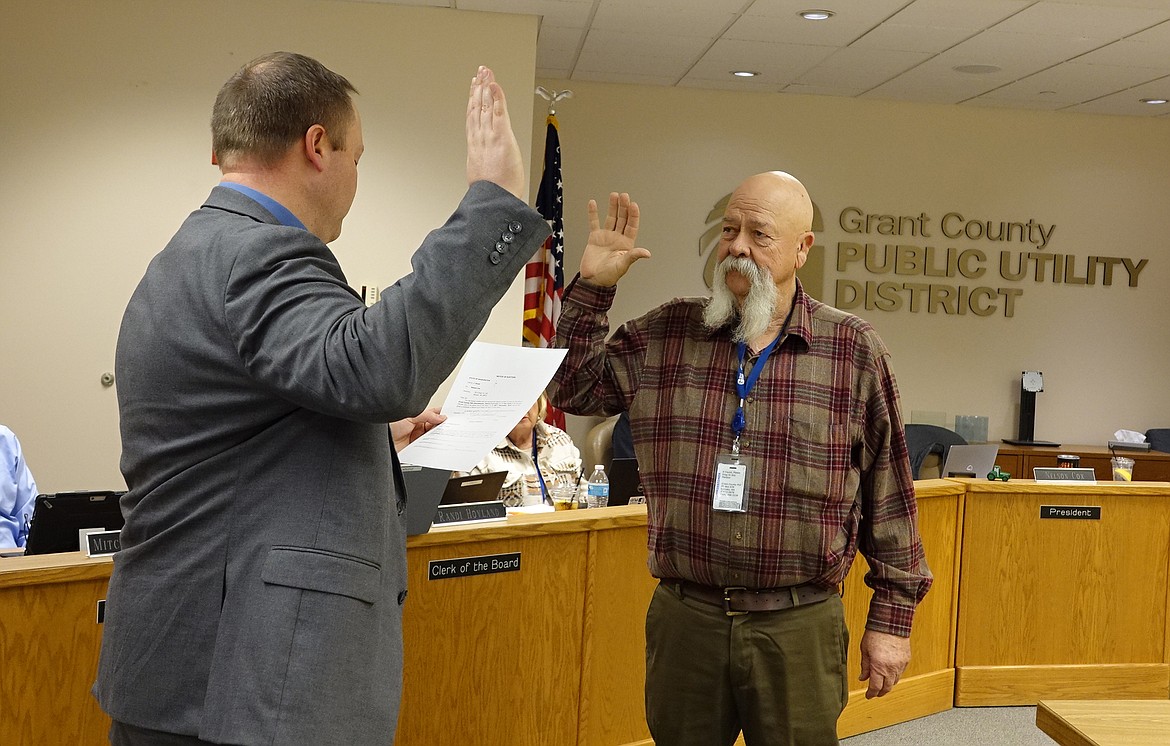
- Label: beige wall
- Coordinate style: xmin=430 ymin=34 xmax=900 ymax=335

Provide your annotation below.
xmin=534 ymin=79 xmax=1170 ymax=453
xmin=5 ymin=0 xmax=1169 ymax=490
xmin=1 ymin=0 xmax=538 ymax=491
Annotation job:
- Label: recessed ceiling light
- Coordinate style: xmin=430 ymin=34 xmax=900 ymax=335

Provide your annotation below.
xmin=731 ymin=70 xmax=760 ymax=77
xmin=798 ymin=9 xmax=834 ymax=20
xmin=1140 ymin=97 xmax=1168 ymax=105
xmin=953 ymin=64 xmax=1002 ymax=75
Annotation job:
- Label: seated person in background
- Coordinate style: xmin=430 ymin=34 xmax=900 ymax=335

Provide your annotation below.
xmin=1 ymin=425 xmax=39 ymax=550
xmin=612 ymin=410 xmax=635 ymax=461
xmin=466 ymin=394 xmax=583 ymax=507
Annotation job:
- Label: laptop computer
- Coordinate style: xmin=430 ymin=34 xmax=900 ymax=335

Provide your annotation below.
xmin=941 ymin=444 xmax=1001 ymax=478
xmin=440 ymin=471 xmax=508 ymax=506
xmin=401 ymin=465 xmax=452 ymax=536
xmin=607 ymin=458 xmax=644 ymax=506
xmin=24 ymin=491 xmax=126 ymax=555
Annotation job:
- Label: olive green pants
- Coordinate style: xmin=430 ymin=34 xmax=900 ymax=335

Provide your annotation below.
xmin=645 ymin=582 xmax=849 ymax=746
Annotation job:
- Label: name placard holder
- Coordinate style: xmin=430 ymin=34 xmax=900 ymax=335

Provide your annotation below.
xmin=1040 ymin=505 xmax=1102 ymax=520
xmin=81 ymin=529 xmax=121 ymax=557
xmin=428 ymin=552 xmax=521 ymax=580
xmin=1034 ymin=467 xmax=1097 ymax=484
xmin=433 ymin=500 xmax=507 ymax=527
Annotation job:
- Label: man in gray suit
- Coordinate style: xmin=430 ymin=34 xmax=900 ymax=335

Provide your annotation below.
xmin=93 ymin=52 xmax=549 ymax=745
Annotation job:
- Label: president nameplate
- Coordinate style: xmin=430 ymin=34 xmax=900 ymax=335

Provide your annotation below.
xmin=1039 ymin=505 xmax=1101 ymax=520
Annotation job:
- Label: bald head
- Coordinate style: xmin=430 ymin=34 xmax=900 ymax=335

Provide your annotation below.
xmin=730 ymin=171 xmax=813 ymax=236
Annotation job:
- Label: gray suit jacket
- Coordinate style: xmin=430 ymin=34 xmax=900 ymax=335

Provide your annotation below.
xmin=94 ymin=183 xmax=548 ymax=744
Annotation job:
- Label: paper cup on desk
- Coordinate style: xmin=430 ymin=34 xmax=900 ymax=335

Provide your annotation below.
xmin=1112 ymin=456 xmax=1135 ymax=482
xmin=551 ymin=480 xmax=578 ymax=510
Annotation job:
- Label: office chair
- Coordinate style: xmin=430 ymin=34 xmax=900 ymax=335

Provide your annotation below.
xmin=585 ymin=416 xmax=617 ymax=471
xmin=1146 ymin=428 xmax=1170 ymax=454
xmin=904 ymin=424 xmax=968 ymax=480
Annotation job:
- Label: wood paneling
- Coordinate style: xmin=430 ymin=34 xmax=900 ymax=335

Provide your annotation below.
xmin=956 ymin=480 xmax=1170 ymax=704
xmin=1037 ymin=699 xmax=1170 ymax=746
xmin=996 ymin=444 xmax=1170 ymax=482
xmin=0 ymin=554 xmax=112 ymax=746
xmin=957 ymin=665 xmax=1169 ymax=706
xmin=12 ymin=480 xmax=1170 ymax=744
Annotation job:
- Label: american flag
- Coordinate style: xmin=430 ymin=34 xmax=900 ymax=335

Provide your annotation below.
xmin=523 ymin=114 xmax=566 ymax=428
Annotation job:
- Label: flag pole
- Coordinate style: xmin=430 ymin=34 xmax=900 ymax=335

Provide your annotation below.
xmin=525 ymin=88 xmax=573 ymax=428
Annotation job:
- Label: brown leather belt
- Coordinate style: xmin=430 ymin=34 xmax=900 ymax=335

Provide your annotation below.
xmin=666 ymin=579 xmax=837 ymax=616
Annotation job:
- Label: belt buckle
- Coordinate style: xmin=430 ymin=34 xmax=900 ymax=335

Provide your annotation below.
xmin=723 ymin=586 xmax=749 ymax=616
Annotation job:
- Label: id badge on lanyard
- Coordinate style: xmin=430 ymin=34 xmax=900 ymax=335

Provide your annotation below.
xmin=712 ymin=304 xmax=792 ymax=514
xmin=713 ymin=453 xmax=750 ymax=512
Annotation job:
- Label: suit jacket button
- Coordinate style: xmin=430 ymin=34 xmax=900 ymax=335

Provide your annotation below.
xmin=508 ymin=221 xmax=523 ymax=233
xmin=501 ymin=231 xmax=515 ymax=243
xmin=495 ymin=241 xmax=507 ymax=253
xmin=489 ymin=250 xmax=501 ymax=265
xmin=398 ymin=590 xmax=408 ymax=605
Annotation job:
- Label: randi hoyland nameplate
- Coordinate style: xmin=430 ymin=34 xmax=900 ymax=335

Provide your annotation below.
xmin=429 ymin=552 xmax=521 ymax=580
xmin=1039 ymin=505 xmax=1101 ymax=520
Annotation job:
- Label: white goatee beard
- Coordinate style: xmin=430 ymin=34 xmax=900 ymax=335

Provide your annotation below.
xmin=703 ymin=256 xmax=779 ymax=343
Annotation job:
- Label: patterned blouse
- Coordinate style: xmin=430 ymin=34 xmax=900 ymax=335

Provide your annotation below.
xmin=468 ymin=423 xmax=585 ymax=506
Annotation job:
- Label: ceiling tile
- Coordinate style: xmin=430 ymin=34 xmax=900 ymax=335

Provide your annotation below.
xmin=676 ymin=76 xmax=784 ymax=93
xmin=1077 ymin=39 xmax=1170 ymax=71
xmin=591 ymin=1 xmax=736 ymax=37
xmin=933 ymin=30 xmax=1107 ymax=79
xmin=456 ymin=0 xmax=595 ymax=26
xmin=989 ymin=0 xmax=1170 ymax=38
xmin=977 ymin=61 xmax=1167 ymax=102
xmin=725 ymin=11 xmax=873 ymax=46
xmin=572 ymin=69 xmax=682 ymax=86
xmin=963 ymin=97 xmax=1069 ymax=110
xmin=883 ymin=0 xmax=1031 ymax=29
xmin=687 ymin=38 xmax=838 ymax=82
xmin=1126 ymin=19 xmax=1170 ymax=43
xmin=578 ymin=28 xmax=710 ymax=61
xmin=850 ymin=23 xmax=977 ymax=53
xmin=795 ymin=47 xmax=931 ymax=89
xmin=781 ymin=82 xmax=868 ymax=98
xmin=390 ymin=0 xmax=1170 ymax=119
xmin=743 ymin=0 xmax=909 ymax=22
xmin=536 ymin=25 xmax=584 ymax=69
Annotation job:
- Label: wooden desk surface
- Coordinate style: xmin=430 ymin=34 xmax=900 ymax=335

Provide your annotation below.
xmin=998 ymin=444 xmax=1170 ymax=461
xmin=1037 ymin=700 xmax=1170 ymax=746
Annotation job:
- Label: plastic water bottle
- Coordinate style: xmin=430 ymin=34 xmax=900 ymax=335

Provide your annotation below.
xmin=586 ymin=464 xmax=609 ymax=509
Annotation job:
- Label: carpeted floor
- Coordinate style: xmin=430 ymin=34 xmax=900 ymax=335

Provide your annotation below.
xmin=840 ymin=707 xmax=1058 ymax=745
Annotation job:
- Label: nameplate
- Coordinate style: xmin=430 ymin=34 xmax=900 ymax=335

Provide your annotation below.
xmin=83 ymin=529 xmax=122 ymax=557
xmin=434 ymin=501 xmax=507 ymax=526
xmin=428 ymin=552 xmax=521 ymax=581
xmin=1040 ymin=505 xmax=1102 ymax=520
xmin=1034 ymin=467 xmax=1097 ymax=484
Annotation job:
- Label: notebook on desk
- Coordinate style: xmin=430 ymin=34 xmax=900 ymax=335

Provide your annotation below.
xmin=941 ymin=444 xmax=1000 ymax=478
xmin=24 ymin=491 xmax=126 ymax=555
xmin=402 ymin=465 xmax=452 ymax=536
xmin=607 ymin=458 xmax=644 ymax=506
xmin=440 ymin=471 xmax=508 ymax=506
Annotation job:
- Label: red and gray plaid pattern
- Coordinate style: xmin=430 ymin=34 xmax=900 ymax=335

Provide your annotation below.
xmin=550 ymin=277 xmax=931 ymax=637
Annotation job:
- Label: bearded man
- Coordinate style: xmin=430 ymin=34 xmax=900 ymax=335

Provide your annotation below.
xmin=547 ymin=171 xmax=931 ymax=746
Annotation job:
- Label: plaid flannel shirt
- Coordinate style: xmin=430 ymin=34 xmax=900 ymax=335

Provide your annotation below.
xmin=549 ymin=277 xmax=931 ymax=636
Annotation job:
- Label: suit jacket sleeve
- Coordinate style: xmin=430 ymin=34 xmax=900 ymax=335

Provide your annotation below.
xmin=223 ymin=180 xmax=549 ymax=422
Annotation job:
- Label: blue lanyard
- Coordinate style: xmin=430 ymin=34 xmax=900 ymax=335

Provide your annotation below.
xmin=532 ymin=438 xmax=551 ymax=505
xmin=731 ymin=303 xmax=795 ymax=454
